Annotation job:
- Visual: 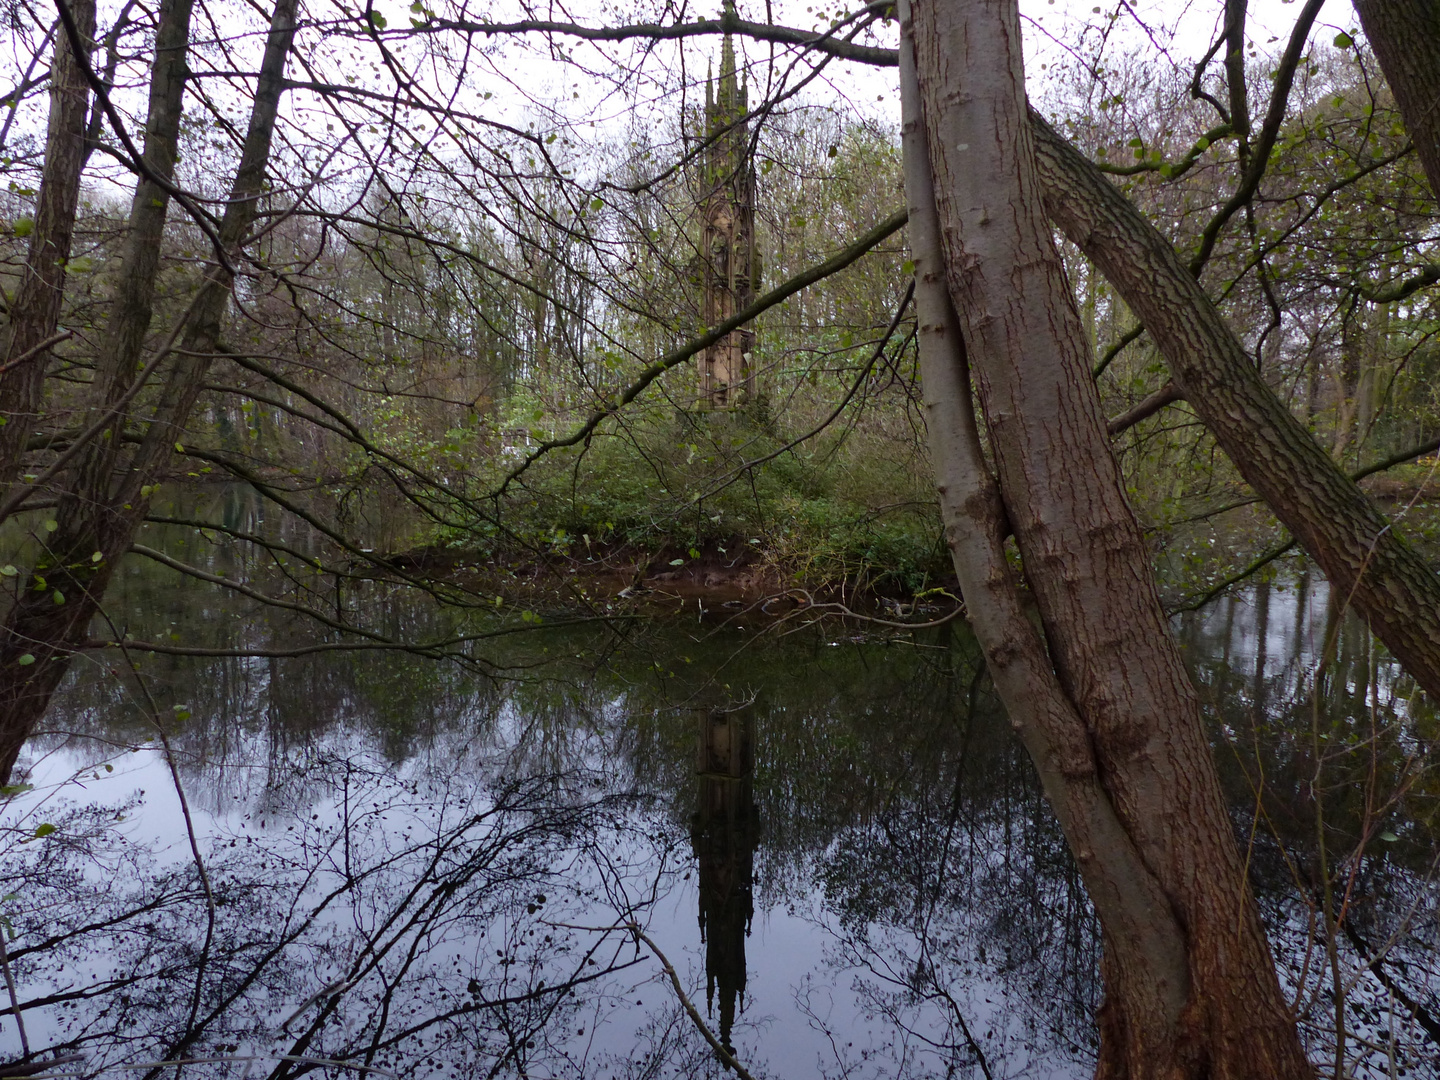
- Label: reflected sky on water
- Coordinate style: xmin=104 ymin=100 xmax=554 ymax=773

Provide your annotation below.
xmin=2 ymin=531 xmax=1437 ymax=1079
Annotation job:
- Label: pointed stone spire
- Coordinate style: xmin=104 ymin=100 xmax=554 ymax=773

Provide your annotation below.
xmin=718 ymin=4 xmax=738 ymax=114
xmin=697 ymin=0 xmax=759 ymax=408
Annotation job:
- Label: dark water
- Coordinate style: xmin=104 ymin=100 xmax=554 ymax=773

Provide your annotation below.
xmin=1 ymin=519 xmax=1437 ymax=1080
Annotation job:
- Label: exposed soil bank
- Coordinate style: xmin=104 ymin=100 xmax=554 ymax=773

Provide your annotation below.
xmin=385 ymin=534 xmax=960 ymax=618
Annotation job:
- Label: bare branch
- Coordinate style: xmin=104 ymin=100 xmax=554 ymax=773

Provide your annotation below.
xmin=419 ymin=6 xmax=900 ymax=68
xmin=493 ymin=208 xmax=910 ymax=495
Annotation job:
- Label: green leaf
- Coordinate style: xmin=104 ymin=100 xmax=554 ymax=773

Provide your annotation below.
xmin=1195 ymin=136 xmax=1210 ymax=151
xmin=173 ymin=441 xmax=185 ymax=453
xmin=669 ymin=558 xmax=685 ymax=566
xmin=1379 ymin=830 xmax=1399 ymax=842
xmin=12 ymin=217 xmax=33 ymax=238
xmin=33 ymin=823 xmax=55 ymax=838
xmin=1127 ymin=136 xmax=1144 ymax=147
xmin=367 ymin=8 xmax=388 ymax=29
xmin=43 ymin=519 xmax=58 ymax=532
xmin=91 ymin=551 xmax=103 ymax=563
xmin=52 ymin=589 xmax=65 ymax=605
xmin=0 ymin=565 xmax=16 ymax=576
xmin=901 ymin=259 xmax=916 ymax=276
xmin=17 ymin=654 xmax=35 ymax=666
xmin=1333 ymin=31 xmax=1353 ymax=48
xmin=0 ymin=784 xmax=34 ymax=797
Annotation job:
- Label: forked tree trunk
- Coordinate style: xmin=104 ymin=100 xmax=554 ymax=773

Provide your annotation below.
xmin=0 ymin=0 xmax=299 ymax=784
xmin=905 ymin=0 xmax=1313 ymax=1075
xmin=898 ymin=4 xmax=1191 ymax=1058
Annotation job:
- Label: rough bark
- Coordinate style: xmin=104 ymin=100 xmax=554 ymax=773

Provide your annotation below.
xmin=899 ymin=2 xmax=1191 ymax=1061
xmin=0 ymin=0 xmax=96 ymax=493
xmin=1030 ymin=110 xmax=1440 ymax=705
xmin=0 ymin=0 xmax=299 ymax=784
xmin=612 ymin=12 xmax=1440 ymax=701
xmin=910 ymin=1 xmax=1313 ymax=1076
xmin=1354 ymin=0 xmax=1440 ymax=201
xmin=89 ymin=0 xmax=197 ymax=410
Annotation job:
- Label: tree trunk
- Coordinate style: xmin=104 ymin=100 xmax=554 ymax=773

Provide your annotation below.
xmin=1353 ymin=0 xmax=1440 ymax=201
xmin=0 ymin=0 xmax=96 ymax=493
xmin=1332 ymin=302 xmax=1363 ymax=460
xmin=0 ymin=0 xmax=299 ymax=784
xmin=908 ymin=1 xmax=1313 ymax=1075
xmin=1030 ymin=110 xmax=1440 ymax=705
xmin=899 ymin=3 xmax=1191 ymax=1061
xmin=89 ymin=0 xmax=197 ymax=412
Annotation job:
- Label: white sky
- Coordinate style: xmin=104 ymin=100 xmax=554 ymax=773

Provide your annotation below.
xmin=0 ymin=0 xmax=1361 ymax=219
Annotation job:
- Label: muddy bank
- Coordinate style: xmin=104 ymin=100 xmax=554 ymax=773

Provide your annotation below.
xmin=383 ymin=535 xmax=958 ymax=617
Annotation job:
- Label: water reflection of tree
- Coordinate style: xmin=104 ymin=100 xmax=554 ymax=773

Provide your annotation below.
xmin=1 ymin=749 xmax=671 ymax=1079
xmin=690 ymin=707 xmax=759 ymax=1056
xmin=1181 ymin=576 xmax=1440 ymax=1078
xmin=794 ymin=638 xmax=1102 ymax=1079
xmin=6 ymin=600 xmax=1438 ymax=1078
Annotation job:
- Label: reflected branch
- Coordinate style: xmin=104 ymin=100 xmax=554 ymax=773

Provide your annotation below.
xmin=626 ymin=925 xmax=760 ymax=1080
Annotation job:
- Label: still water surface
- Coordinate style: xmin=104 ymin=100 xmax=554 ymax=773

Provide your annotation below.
xmin=1 ymin=539 xmax=1436 ymax=1080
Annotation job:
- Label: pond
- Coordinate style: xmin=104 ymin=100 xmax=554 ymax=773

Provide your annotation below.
xmin=1 ymin=522 xmax=1437 ymax=1080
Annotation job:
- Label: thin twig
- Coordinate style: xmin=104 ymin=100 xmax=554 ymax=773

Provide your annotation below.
xmin=493 ymin=209 xmax=909 ymax=495
xmin=0 ymin=332 xmax=72 ymax=377
xmin=0 ymin=286 xmax=207 ymax=527
xmin=0 ymin=1054 xmax=84 ymax=1079
xmin=15 ymin=1054 xmax=398 ymax=1078
xmin=0 ymin=929 xmax=29 ymax=1058
xmin=1166 ymin=537 xmax=1298 ymax=615
xmin=687 ymin=280 xmax=916 ymax=507
xmin=1092 ymin=322 xmax=1145 ymax=379
xmin=105 ymin=625 xmax=216 ymax=1059
xmin=627 ymin=924 xmax=759 ymax=1080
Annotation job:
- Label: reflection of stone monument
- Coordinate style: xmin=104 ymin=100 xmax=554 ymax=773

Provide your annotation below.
xmin=697 ymin=7 xmax=760 ymax=408
xmin=690 ymin=707 xmax=759 ymax=1053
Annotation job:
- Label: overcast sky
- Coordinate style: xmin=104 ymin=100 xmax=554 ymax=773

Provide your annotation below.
xmin=0 ymin=0 xmax=1357 ymax=217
